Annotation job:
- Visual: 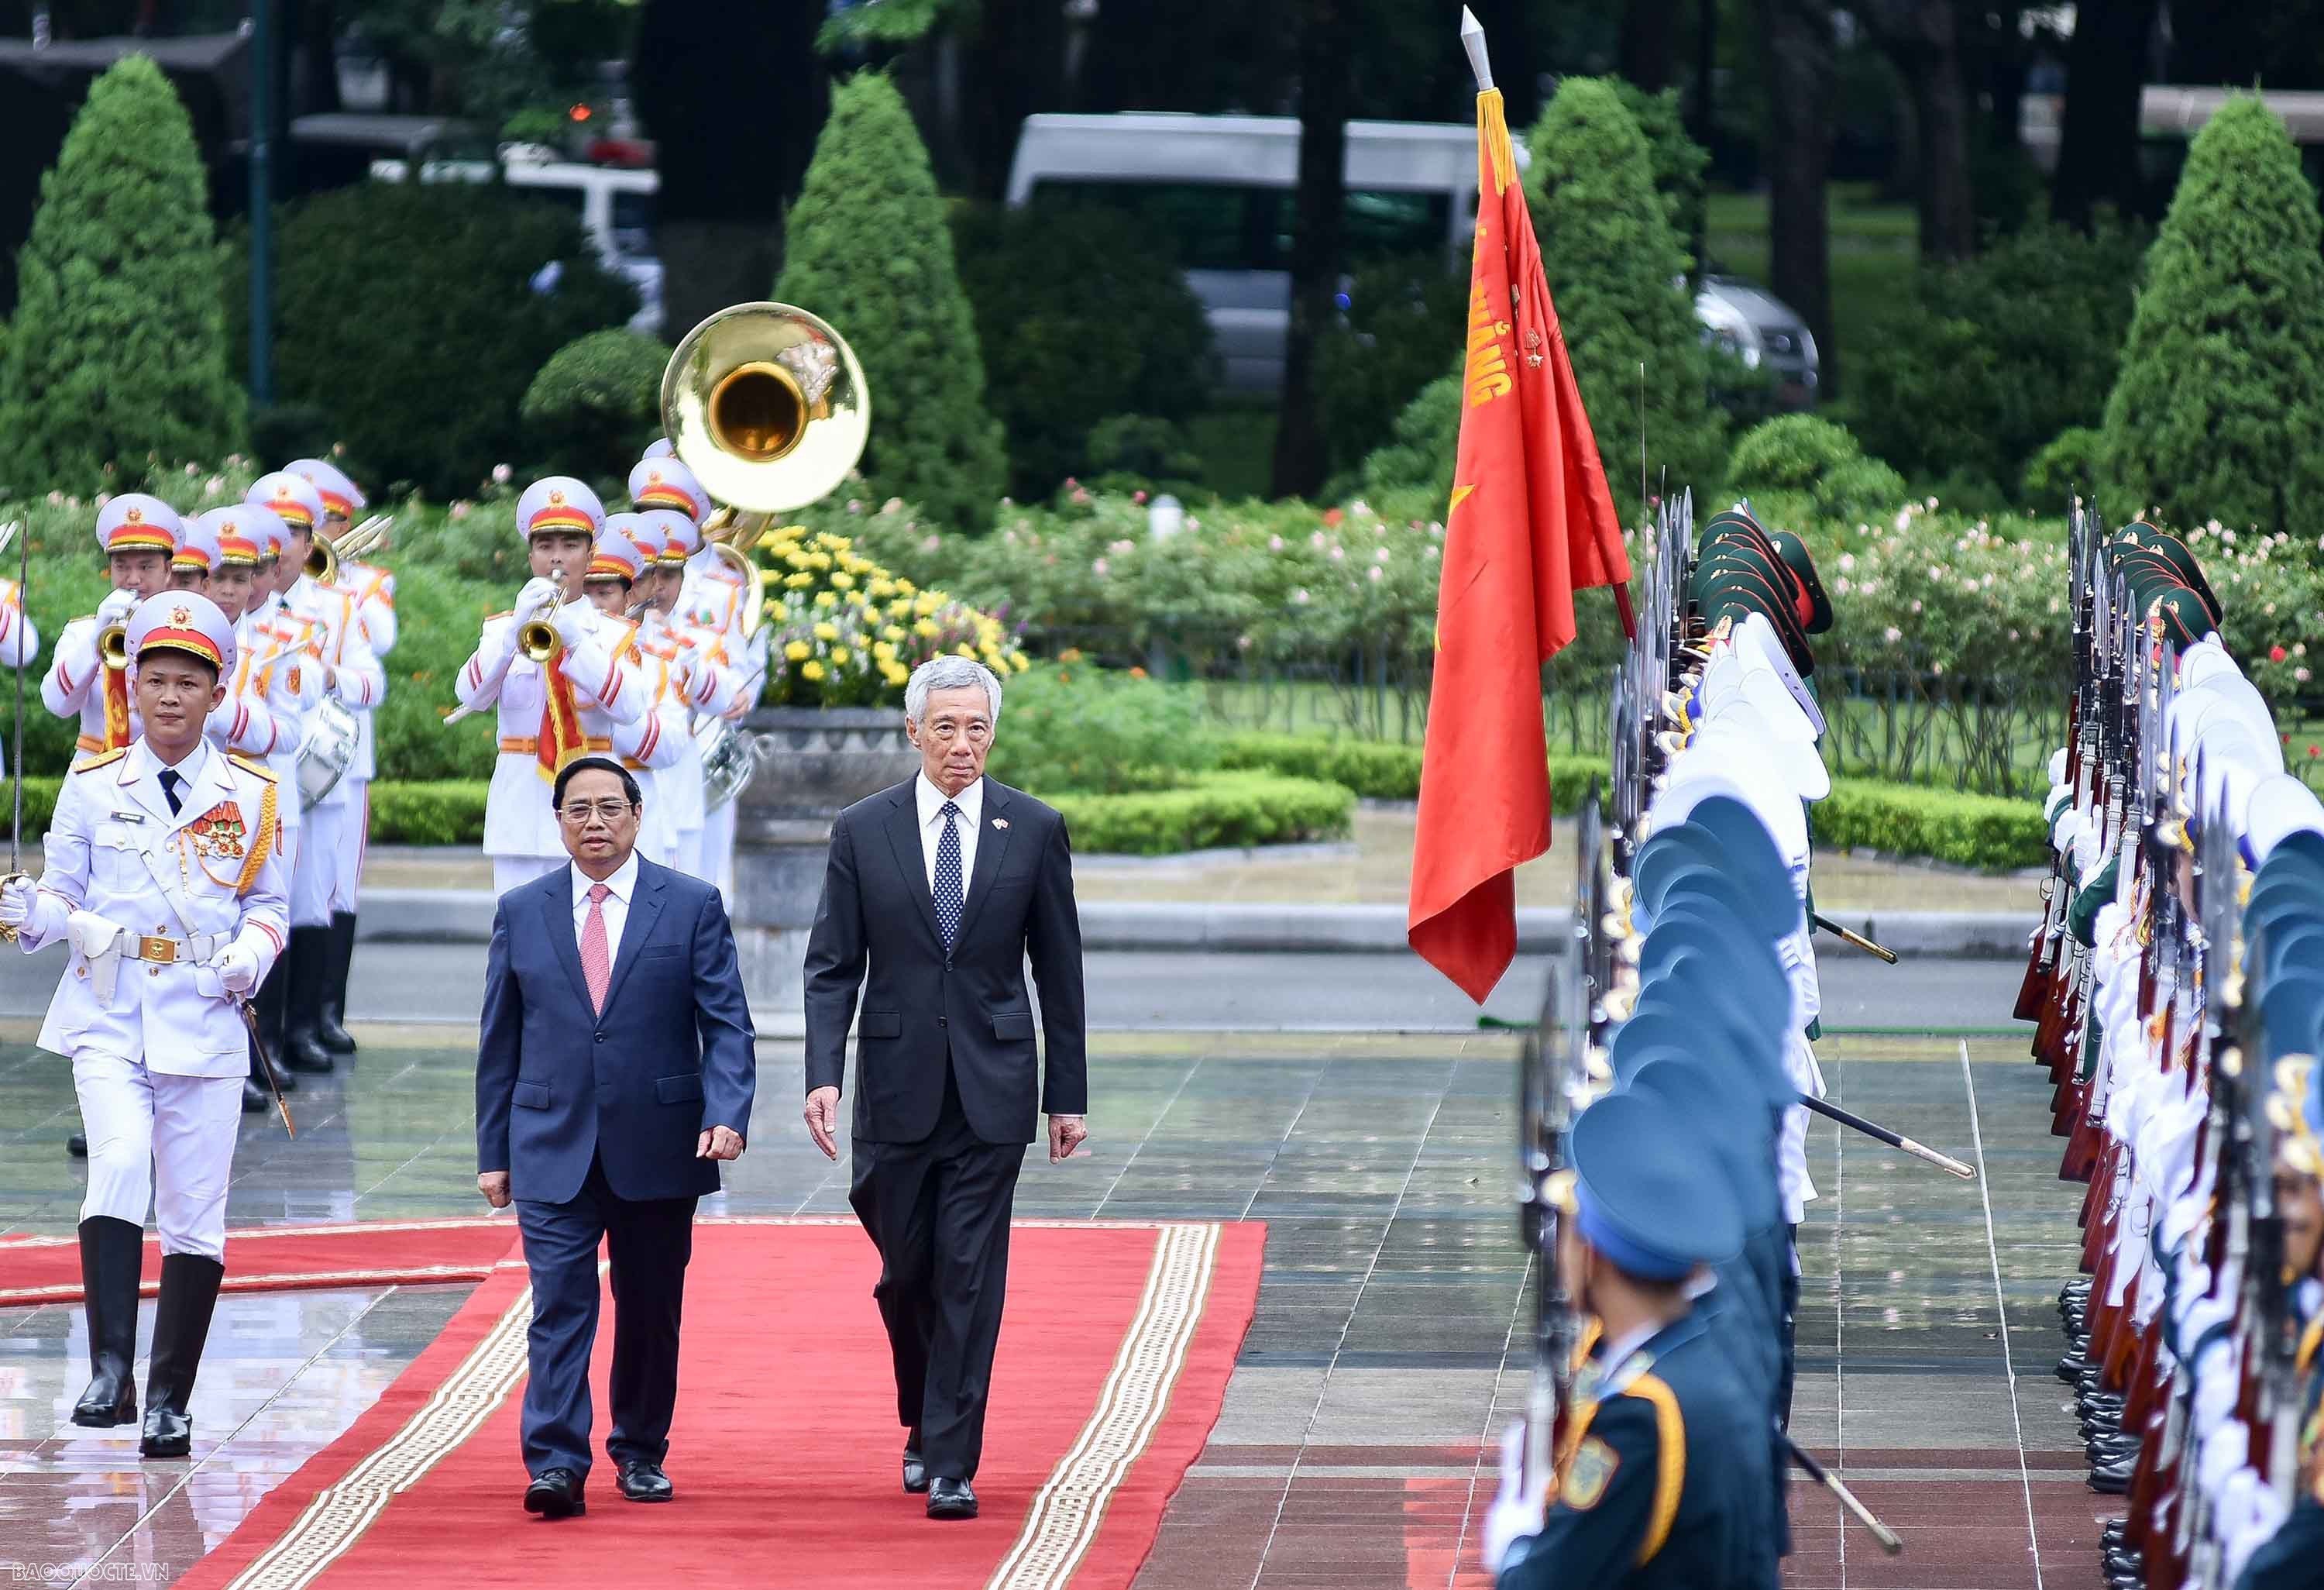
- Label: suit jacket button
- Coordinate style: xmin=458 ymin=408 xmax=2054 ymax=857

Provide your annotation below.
xmin=938 ymin=1015 xmax=947 ymax=1027
xmin=595 ymin=1033 xmax=606 ymax=1043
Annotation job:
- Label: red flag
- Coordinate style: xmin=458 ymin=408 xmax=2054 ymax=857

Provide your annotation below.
xmin=1406 ymin=88 xmax=1631 ymax=1004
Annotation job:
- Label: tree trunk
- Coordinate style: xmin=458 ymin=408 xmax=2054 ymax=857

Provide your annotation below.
xmin=1270 ymin=0 xmax=1350 ymax=500
xmin=1689 ymin=0 xmax=1717 ymax=150
xmin=2050 ymin=0 xmax=2158 ymax=230
xmin=632 ymin=0 xmax=823 ymax=340
xmin=1618 ymin=0 xmax=1683 ymax=91
xmin=1760 ymin=0 xmax=1837 ymax=395
xmin=1862 ymin=0 xmax=1975 ymax=261
xmin=961 ymin=0 xmax=1067 ymax=202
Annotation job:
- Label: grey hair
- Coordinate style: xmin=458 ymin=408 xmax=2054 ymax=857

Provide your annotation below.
xmin=904 ymin=656 xmax=1003 ymax=726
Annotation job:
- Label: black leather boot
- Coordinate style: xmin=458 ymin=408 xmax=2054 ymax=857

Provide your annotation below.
xmin=256 ymin=962 xmax=297 ymax=1091
xmin=140 ymin=1252 xmax=224 ymax=1458
xmin=71 ymin=1217 xmax=143 ymax=1427
xmin=316 ymin=911 xmax=357 ymax=1056
xmin=279 ymin=928 xmax=335 ymax=1075
xmin=242 ymin=1074 xmax=271 ymax=1113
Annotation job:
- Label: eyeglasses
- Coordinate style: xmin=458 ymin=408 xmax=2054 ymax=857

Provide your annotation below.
xmin=557 ymin=800 xmax=637 ymax=824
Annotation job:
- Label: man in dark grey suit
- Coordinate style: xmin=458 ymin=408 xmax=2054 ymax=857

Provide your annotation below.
xmin=476 ymin=755 xmax=757 ymax=1519
xmin=803 ymin=656 xmax=1088 ymax=1522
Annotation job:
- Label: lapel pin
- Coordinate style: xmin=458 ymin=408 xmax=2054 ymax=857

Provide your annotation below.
xmin=992 ymin=817 xmax=1009 ymax=829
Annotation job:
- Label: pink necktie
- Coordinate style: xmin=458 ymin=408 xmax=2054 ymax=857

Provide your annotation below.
xmin=580 ymin=883 xmax=611 ymax=1013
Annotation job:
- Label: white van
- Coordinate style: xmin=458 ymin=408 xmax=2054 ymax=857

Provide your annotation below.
xmin=1006 ymin=113 xmax=1496 ymax=391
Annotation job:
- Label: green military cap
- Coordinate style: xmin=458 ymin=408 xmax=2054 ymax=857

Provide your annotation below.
xmin=1768 ymin=529 xmax=1832 ymax=635
xmin=2147 ymin=585 xmax=2211 ymax=648
xmin=1697 ymin=562 xmax=1814 ymax=657
xmin=2144 ymin=534 xmax=2223 ymax=627
xmin=1701 ymin=594 xmax=1815 ymax=675
xmin=2114 ymin=546 xmax=2223 ymax=628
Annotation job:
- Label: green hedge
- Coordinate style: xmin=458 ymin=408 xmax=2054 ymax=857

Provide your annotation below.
xmin=1808 ymin=780 xmax=2045 ymax=871
xmin=1050 ymin=772 xmax=1354 ymax=856
xmin=1218 ymin=733 xmax=2044 ymax=870
xmin=366 ymin=780 xmax=489 ymax=846
xmin=1218 ymin=735 xmax=1606 ymax=813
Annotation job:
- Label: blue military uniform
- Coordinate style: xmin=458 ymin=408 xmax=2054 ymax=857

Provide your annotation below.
xmin=1495 ymin=1092 xmax=1774 ymax=1590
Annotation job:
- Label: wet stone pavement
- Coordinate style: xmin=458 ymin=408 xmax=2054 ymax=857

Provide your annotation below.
xmin=0 ymin=1025 xmax=2103 ymax=1588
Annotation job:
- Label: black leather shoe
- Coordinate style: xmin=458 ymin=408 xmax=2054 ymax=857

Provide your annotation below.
xmin=242 ymin=1075 xmax=271 ymax=1113
xmin=524 ymin=1468 xmax=586 ymax=1518
xmin=616 ymin=1461 xmax=672 ymax=1502
xmin=67 ymin=1131 xmax=88 ymax=1158
xmin=927 ymin=1477 xmax=978 ymax=1520
xmin=2104 ymin=1547 xmax=2144 ymax=1575
xmin=2089 ymin=1457 xmax=2133 ymax=1495
xmin=902 ymin=1430 xmax=929 ymax=1494
xmin=2056 ymin=1351 xmax=2092 ymax=1382
xmin=2101 ymin=1519 xmax=2130 ymax=1544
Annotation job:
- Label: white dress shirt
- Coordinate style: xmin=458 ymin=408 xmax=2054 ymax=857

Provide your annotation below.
xmin=913 ymin=773 xmax=983 ymax=898
xmin=569 ymin=849 xmax=640 ymax=976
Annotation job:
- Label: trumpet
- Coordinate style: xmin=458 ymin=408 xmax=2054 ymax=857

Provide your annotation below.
xmin=519 ymin=570 xmax=570 ymax=664
xmin=305 ymin=515 xmax=393 ymax=584
xmin=97 ymin=589 xmax=136 ymax=670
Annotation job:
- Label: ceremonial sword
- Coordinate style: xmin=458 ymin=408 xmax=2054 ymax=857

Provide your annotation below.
xmin=0 ymin=521 xmax=23 ymax=944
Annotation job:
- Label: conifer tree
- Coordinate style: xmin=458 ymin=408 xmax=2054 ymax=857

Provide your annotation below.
xmin=776 ymin=73 xmax=1006 ymax=532
xmin=2101 ymin=95 xmax=2324 ymax=537
xmin=0 ymin=55 xmax=246 ymax=488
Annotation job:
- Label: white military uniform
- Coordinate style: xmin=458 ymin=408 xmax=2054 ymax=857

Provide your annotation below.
xmin=238 ymin=515 xmax=319 ymax=883
xmin=194 ymin=508 xmax=295 ymax=759
xmin=280 ymin=570 xmax=383 ymax=920
xmin=590 ymin=521 xmax=683 ymax=866
xmin=290 ymin=458 xmax=396 ymax=903
xmin=15 ymin=606 xmax=287 ymax=1261
xmin=43 ymin=494 xmax=181 ymax=768
xmin=455 ymin=477 xmax=645 ymax=894
xmin=631 ymin=508 xmax=746 ymax=881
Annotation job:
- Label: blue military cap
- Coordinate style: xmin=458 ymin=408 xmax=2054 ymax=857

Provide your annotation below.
xmin=1625 ymin=1055 xmax=1781 ymax=1231
xmin=2248 ymin=878 xmax=2324 ymax=940
xmin=1569 ymin=1091 xmax=1746 ymax=1279
xmin=1648 ymin=857 xmax=1800 ymax=945
xmin=1636 ymin=945 xmax=1792 ymax=1051
xmin=1637 ymin=814 xmax=1796 ymax=920
xmin=1627 ymin=976 xmax=1798 ymax=1110
xmin=2259 ymin=924 xmax=2324 ymax=986
xmin=2259 ymin=974 xmax=2324 ymax=1064
xmin=1681 ymin=795 xmax=1802 ymax=897
xmin=2268 ymin=828 xmax=2324 ymax=876
xmin=1641 ymin=907 xmax=1793 ymax=1024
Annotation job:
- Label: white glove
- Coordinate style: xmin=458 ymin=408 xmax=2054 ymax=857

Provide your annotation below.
xmin=0 ymin=876 xmax=32 ymax=927
xmin=552 ymin=596 xmax=592 ymax=648
xmin=2072 ymin=817 xmax=2103 ymax=883
xmin=1480 ymin=1420 xmax=1552 ymax=1575
xmin=214 ymin=943 xmax=260 ymax=994
xmin=95 ymin=587 xmax=138 ymax=627
xmin=513 ymin=577 xmax=559 ymax=626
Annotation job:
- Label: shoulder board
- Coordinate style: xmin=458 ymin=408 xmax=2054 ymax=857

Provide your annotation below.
xmin=228 ymin=752 xmax=280 ymax=783
xmin=74 ymin=746 xmax=129 ymax=772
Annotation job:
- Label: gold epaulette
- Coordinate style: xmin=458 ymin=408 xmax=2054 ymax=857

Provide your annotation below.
xmin=74 ymin=746 xmax=129 ymax=771
xmin=228 ymin=752 xmax=280 ymax=783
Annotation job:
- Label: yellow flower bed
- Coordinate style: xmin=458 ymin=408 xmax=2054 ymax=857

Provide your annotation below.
xmin=756 ymin=525 xmax=1028 ymax=708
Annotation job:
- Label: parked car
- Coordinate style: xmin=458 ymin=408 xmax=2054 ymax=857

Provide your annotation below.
xmin=1006 ymin=112 xmax=1820 ymax=407
xmin=1695 ymin=275 xmax=1820 ymax=410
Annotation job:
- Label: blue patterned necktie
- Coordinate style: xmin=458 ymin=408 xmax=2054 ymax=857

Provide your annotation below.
xmin=933 ymin=800 xmax=964 ymax=948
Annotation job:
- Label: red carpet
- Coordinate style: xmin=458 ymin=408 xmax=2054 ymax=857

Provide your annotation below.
xmin=0 ymin=1217 xmax=521 ymax=1306
xmin=174 ymin=1218 xmax=1263 ymax=1590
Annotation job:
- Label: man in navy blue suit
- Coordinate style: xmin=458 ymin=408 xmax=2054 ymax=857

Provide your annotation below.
xmin=476 ymin=755 xmax=756 ymax=1519
xmin=804 ymin=656 xmax=1088 ymax=1523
